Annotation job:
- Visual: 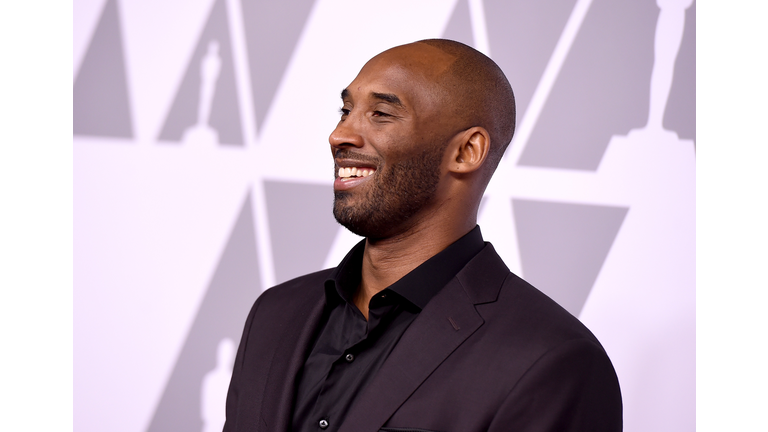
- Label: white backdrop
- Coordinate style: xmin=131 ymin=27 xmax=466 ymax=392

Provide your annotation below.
xmin=73 ymin=0 xmax=695 ymax=431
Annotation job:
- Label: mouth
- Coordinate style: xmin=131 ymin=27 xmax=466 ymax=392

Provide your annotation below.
xmin=334 ymin=160 xmax=378 ymax=191
xmin=337 ymin=166 xmax=375 ymax=181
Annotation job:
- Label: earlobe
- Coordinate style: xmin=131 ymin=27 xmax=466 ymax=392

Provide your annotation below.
xmin=450 ymin=128 xmax=490 ymax=174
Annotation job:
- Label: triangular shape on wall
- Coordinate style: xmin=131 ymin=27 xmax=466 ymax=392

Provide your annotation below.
xmin=146 ymin=192 xmax=261 ymax=432
xmin=513 ymin=198 xmax=628 ymax=317
xmin=74 ymin=0 xmax=134 ymax=139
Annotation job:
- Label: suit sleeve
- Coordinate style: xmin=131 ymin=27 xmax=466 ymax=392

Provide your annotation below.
xmin=223 ymin=293 xmax=264 ymax=432
xmin=487 ymin=338 xmax=623 ymax=432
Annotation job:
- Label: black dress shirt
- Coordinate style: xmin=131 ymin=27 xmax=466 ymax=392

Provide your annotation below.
xmin=290 ymin=226 xmax=485 ymax=432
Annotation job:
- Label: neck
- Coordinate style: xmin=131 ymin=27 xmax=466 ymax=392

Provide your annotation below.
xmin=353 ymin=215 xmax=475 ymax=319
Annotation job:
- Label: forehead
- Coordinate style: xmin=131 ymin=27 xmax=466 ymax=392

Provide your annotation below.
xmin=344 ymin=44 xmax=456 ymax=109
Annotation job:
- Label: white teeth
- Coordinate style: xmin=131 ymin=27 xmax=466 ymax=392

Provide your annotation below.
xmin=338 ymin=167 xmax=374 ymax=179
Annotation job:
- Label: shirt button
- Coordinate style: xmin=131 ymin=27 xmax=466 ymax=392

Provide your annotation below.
xmin=345 ymin=353 xmax=354 ymax=362
xmin=319 ymin=419 xmax=329 ymax=429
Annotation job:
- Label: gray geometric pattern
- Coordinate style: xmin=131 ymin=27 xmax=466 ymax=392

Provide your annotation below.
xmin=240 ymin=0 xmax=317 ymax=134
xmin=157 ymin=0 xmax=244 ymax=145
xmin=519 ymin=0 xmax=659 ymax=171
xmin=484 ymin=0 xmax=577 ymax=123
xmin=442 ymin=0 xmax=474 ymax=48
xmin=664 ymin=1 xmax=695 ymax=143
xmin=73 ymin=0 xmax=133 ymax=138
xmin=513 ymin=199 xmax=628 ymax=317
xmin=146 ymin=193 xmax=261 ymax=432
xmin=264 ymin=181 xmax=341 ymax=284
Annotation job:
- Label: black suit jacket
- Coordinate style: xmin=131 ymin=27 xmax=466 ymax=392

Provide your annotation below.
xmin=224 ymin=243 xmax=622 ymax=432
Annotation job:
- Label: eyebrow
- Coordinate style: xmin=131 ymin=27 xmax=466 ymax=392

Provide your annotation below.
xmin=372 ymin=92 xmax=404 ymax=108
xmin=340 ymin=89 xmax=405 ymax=109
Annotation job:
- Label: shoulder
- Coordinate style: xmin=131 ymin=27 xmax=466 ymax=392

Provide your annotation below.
xmin=502 ymin=272 xmax=598 ymax=341
xmin=473 ymin=270 xmax=606 ymax=357
xmin=236 ymin=268 xmax=333 ymax=348
xmin=483 ymin=275 xmax=623 ymax=429
xmin=458 ymin=244 xmax=607 ymax=359
xmin=239 ymin=268 xmax=333 ymax=329
xmin=458 ymin=253 xmax=621 ymax=414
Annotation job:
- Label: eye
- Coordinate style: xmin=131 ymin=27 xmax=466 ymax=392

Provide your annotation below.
xmin=372 ymin=111 xmax=390 ymax=117
xmin=338 ymin=107 xmax=350 ymax=121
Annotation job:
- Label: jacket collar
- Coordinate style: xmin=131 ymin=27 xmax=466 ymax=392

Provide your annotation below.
xmin=326 ymin=226 xmax=486 ymax=310
xmin=338 ymin=243 xmax=510 ymax=431
xmin=257 ymin=243 xmax=509 ymax=432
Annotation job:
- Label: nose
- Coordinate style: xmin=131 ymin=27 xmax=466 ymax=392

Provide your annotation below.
xmin=329 ymin=116 xmax=364 ymax=152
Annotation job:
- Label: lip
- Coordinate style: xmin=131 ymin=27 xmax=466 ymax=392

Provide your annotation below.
xmin=334 ymin=160 xmax=377 ymax=192
xmin=334 ymin=174 xmax=371 ymax=191
xmin=334 ymin=158 xmax=378 ymax=169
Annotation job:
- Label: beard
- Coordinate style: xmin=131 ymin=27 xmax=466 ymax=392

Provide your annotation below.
xmin=333 ymin=146 xmax=443 ymax=239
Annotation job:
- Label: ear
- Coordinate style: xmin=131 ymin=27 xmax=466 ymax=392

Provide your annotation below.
xmin=447 ymin=127 xmax=490 ymax=174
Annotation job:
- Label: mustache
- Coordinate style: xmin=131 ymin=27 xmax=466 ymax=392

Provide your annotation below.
xmin=333 ymin=149 xmax=382 ymax=166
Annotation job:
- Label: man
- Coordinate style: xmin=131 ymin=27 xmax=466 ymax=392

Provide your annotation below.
xmin=224 ymin=39 xmax=622 ymax=432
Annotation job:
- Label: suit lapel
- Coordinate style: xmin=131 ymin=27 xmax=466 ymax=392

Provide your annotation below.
xmin=337 ymin=244 xmax=510 ymax=432
xmin=259 ymin=289 xmax=326 ymax=432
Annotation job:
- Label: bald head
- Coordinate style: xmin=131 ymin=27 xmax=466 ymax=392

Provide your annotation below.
xmin=376 ymin=39 xmax=517 ymax=175
xmin=330 ymin=39 xmax=516 ymax=239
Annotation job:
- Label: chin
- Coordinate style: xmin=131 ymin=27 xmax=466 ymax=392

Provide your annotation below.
xmin=333 ymin=202 xmax=371 ymax=238
xmin=333 ymin=195 xmax=386 ymax=238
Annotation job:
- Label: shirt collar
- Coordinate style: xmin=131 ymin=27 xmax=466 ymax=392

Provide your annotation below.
xmin=325 ymin=226 xmax=485 ymax=310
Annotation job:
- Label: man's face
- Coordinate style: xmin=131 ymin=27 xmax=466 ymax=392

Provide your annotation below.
xmin=329 ymin=45 xmax=457 ymax=239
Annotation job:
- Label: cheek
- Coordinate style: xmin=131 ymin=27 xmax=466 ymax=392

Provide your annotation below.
xmin=369 ymin=134 xmax=409 ymax=165
xmin=373 ymin=127 xmax=429 ymax=158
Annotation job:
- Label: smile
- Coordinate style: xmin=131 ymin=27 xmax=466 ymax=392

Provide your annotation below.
xmin=337 ymin=167 xmax=375 ymax=181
